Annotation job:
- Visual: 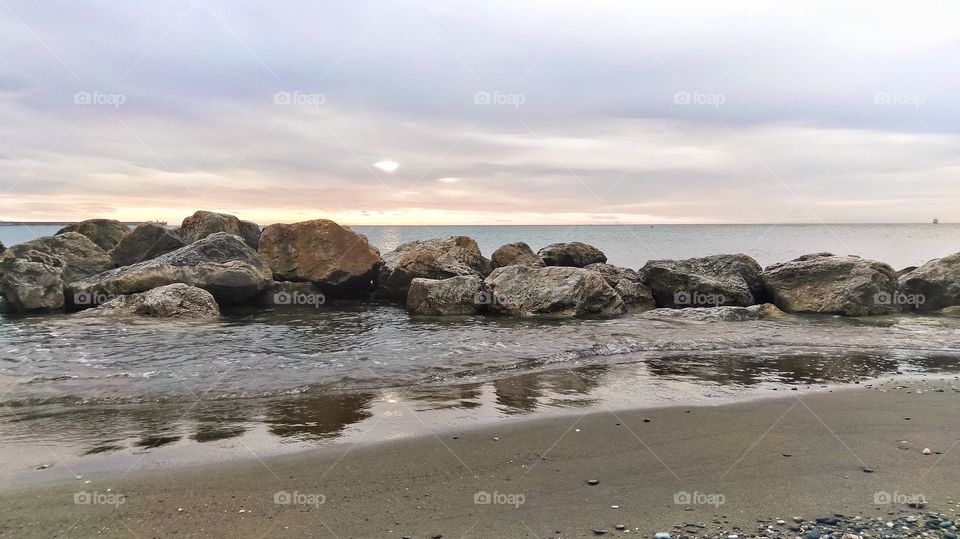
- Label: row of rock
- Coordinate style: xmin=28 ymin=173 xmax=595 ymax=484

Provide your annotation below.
xmin=1 ymin=212 xmax=958 ymax=320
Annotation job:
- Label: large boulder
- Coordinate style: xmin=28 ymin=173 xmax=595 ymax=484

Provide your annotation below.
xmin=585 ymin=263 xmax=655 ymax=312
xmin=110 ymin=222 xmax=186 ymax=267
xmin=4 ymin=232 xmax=112 ymax=283
xmin=255 ymin=281 xmax=327 ymax=307
xmin=376 ymin=236 xmax=491 ymax=301
xmin=899 ymin=253 xmax=960 ymax=311
xmin=761 ymin=253 xmax=900 ymax=316
xmin=258 ymin=219 xmax=380 ymax=296
xmin=56 ymin=219 xmax=129 ymax=250
xmin=639 ymin=254 xmax=766 ymax=308
xmin=66 ymin=232 xmax=271 ymax=309
xmin=0 ymin=252 xmax=65 ymax=312
xmin=407 ymin=276 xmax=483 ymax=316
xmin=180 ymin=211 xmax=261 ymax=249
xmin=483 ymin=265 xmax=625 ymax=318
xmin=537 ymin=242 xmax=607 ymax=267
xmin=77 ymin=284 xmax=220 ymax=319
xmin=490 ymin=242 xmax=544 ymax=269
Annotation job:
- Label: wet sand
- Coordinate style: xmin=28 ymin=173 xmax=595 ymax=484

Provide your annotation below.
xmin=1 ymin=382 xmax=957 ymax=538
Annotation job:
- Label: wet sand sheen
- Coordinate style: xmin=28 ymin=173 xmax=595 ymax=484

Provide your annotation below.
xmin=1 ymin=382 xmax=957 ymax=538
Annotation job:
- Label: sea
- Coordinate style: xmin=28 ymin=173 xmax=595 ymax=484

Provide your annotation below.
xmin=1 ymin=223 xmax=959 ymax=483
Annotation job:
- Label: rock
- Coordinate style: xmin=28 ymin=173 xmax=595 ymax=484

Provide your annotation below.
xmin=762 ymin=254 xmax=901 ymax=316
xmin=56 ymin=219 xmax=129 ymax=250
xmin=922 ymin=447 xmax=931 ymax=455
xmin=0 ymin=240 xmax=6 ymax=253
xmin=640 ymin=254 xmax=766 ymax=308
xmin=257 ymin=219 xmax=380 ymax=296
xmin=0 ymin=253 xmax=65 ymax=312
xmin=655 ymin=533 xmax=672 ymax=539
xmin=899 ymin=253 xmax=960 ymax=311
xmin=484 ymin=265 xmax=625 ymax=318
xmin=77 ymin=284 xmax=219 ymax=319
xmin=490 ymin=242 xmax=544 ymax=269
xmin=110 ymin=222 xmax=186 ymax=266
xmin=805 ymin=529 xmax=821 ymax=539
xmin=897 ymin=266 xmax=918 ymax=277
xmin=376 ymin=236 xmax=491 ymax=301
xmin=255 ymin=281 xmax=327 ymax=307
xmin=407 ymin=276 xmax=483 ymax=315
xmin=537 ymin=242 xmax=606 ymax=267
xmin=587 ymin=479 xmax=600 ymax=485
xmin=66 ymin=232 xmax=271 ymax=309
xmin=584 ymin=263 xmax=655 ymax=312
xmin=938 ymin=305 xmax=960 ymax=316
xmin=638 ymin=303 xmax=784 ymax=322
xmin=179 ymin=210 xmax=261 ymax=249
xmin=4 ymin=233 xmax=112 ymax=283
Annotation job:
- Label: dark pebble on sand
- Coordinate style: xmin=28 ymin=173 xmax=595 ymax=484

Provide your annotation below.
xmin=861 ymin=467 xmax=874 ymax=473
xmin=816 ymin=517 xmax=839 ymax=525
xmin=593 ymin=529 xmax=608 ymax=535
xmin=805 ymin=529 xmax=821 ymax=539
xmin=587 ymin=479 xmax=600 ymax=485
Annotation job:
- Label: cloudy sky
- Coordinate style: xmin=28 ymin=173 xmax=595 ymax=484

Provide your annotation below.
xmin=2 ymin=1 xmax=958 ymax=224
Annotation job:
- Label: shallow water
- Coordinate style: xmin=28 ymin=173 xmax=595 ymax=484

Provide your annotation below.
xmin=2 ymin=305 xmax=960 ymax=483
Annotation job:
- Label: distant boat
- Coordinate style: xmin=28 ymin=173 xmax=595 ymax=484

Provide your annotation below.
xmin=933 ymin=218 xmax=939 ymax=224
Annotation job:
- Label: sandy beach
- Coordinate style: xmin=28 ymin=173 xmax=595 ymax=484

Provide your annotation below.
xmin=1 ymin=381 xmax=957 ymax=538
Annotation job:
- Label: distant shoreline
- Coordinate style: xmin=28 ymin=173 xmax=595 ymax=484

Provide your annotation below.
xmin=0 ymin=221 xmax=950 ymax=227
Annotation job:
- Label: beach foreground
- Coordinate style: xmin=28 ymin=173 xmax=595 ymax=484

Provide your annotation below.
xmin=1 ymin=382 xmax=957 ymax=538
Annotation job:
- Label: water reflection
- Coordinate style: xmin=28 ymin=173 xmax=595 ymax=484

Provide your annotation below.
xmin=263 ymin=392 xmax=374 ymax=441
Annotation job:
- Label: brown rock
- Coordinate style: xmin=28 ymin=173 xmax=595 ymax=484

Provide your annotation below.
xmin=491 ymin=242 xmax=544 ymax=269
xmin=56 ymin=219 xmax=129 ymax=250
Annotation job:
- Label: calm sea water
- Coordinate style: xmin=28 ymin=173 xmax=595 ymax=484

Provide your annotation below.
xmin=2 ymin=223 xmax=960 ymax=482
xmin=2 ymin=223 xmax=958 ymax=269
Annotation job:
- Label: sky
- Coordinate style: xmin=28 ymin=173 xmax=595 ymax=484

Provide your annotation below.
xmin=1 ymin=0 xmax=958 ymax=225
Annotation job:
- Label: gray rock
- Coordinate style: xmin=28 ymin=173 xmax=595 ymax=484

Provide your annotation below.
xmin=110 ymin=222 xmax=186 ymax=267
xmin=255 ymin=281 xmax=327 ymax=307
xmin=4 ymin=232 xmax=112 ymax=283
xmin=376 ymin=236 xmax=491 ymax=301
xmin=66 ymin=232 xmax=271 ymax=309
xmin=258 ymin=219 xmax=380 ymax=297
xmin=406 ymin=275 xmax=483 ymax=315
xmin=0 ymin=240 xmax=6 ymax=253
xmin=484 ymin=265 xmax=625 ymax=318
xmin=899 ymin=253 xmax=960 ymax=311
xmin=640 ymin=254 xmax=765 ymax=308
xmin=56 ymin=219 xmax=130 ymax=250
xmin=585 ymin=263 xmax=655 ymax=312
xmin=490 ymin=242 xmax=544 ymax=269
xmin=179 ymin=210 xmax=260 ymax=249
xmin=761 ymin=254 xmax=900 ymax=316
xmin=537 ymin=242 xmax=607 ymax=267
xmin=77 ymin=283 xmax=220 ymax=319
xmin=0 ymin=253 xmax=65 ymax=312
xmin=639 ymin=303 xmax=784 ymax=322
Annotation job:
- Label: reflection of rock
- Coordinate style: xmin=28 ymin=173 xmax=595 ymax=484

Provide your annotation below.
xmin=56 ymin=219 xmax=130 ymax=250
xmin=638 ymin=303 xmax=784 ymax=322
xmin=264 ymin=392 xmax=373 ymax=440
xmin=493 ymin=366 xmax=606 ymax=413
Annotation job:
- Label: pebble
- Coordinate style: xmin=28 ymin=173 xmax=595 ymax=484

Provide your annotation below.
xmin=593 ymin=529 xmax=608 ymax=536
xmin=806 ymin=529 xmax=822 ymax=539
xmin=922 ymin=448 xmax=932 ymax=455
xmin=794 ymin=517 xmax=805 ymax=523
xmin=778 ymin=520 xmax=787 ymax=525
xmin=616 ymin=525 xmax=627 ymax=531
xmin=655 ymin=533 xmax=672 ymax=539
xmin=587 ymin=479 xmax=600 ymax=486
